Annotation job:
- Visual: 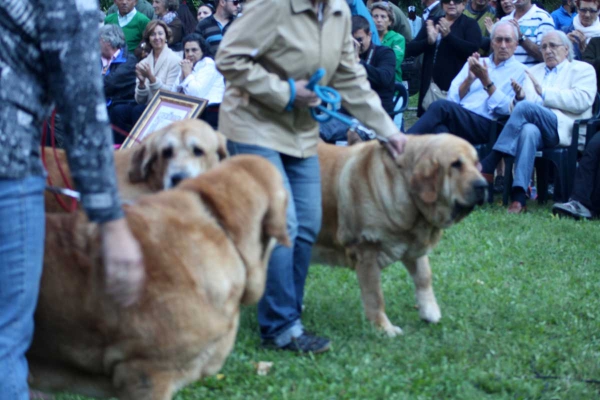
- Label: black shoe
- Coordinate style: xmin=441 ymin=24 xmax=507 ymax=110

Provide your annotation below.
xmin=262 ymin=333 xmax=331 ymax=354
xmin=493 ymin=175 xmax=504 ymax=194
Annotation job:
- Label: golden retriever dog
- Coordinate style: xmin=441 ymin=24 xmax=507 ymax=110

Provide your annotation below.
xmin=44 ymin=119 xmax=228 ymax=213
xmin=28 ymin=155 xmax=289 ymax=399
xmin=313 ymin=134 xmax=487 ymax=337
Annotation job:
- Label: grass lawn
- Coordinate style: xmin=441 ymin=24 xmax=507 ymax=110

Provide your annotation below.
xmin=57 ymin=201 xmax=600 ymax=400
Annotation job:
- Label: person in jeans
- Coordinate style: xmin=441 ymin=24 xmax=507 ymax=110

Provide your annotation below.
xmin=216 ymin=0 xmax=407 ymax=354
xmin=0 ymin=2 xmax=145 ymax=399
xmin=552 ymin=133 xmax=600 ymax=219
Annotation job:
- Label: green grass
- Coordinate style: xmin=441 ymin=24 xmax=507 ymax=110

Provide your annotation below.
xmin=56 ymin=201 xmax=600 ymax=399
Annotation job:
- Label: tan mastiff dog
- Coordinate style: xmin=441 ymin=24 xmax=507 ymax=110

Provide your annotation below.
xmin=28 ymin=155 xmax=289 ymax=399
xmin=314 ymin=134 xmax=487 ymax=336
xmin=44 ymin=119 xmax=228 ymax=213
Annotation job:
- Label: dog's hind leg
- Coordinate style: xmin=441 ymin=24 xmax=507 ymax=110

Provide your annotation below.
xmin=403 ymin=255 xmax=441 ymax=323
xmin=353 ymin=247 xmax=403 ymax=337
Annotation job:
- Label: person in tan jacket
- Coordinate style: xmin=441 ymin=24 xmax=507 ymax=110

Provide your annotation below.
xmin=216 ymin=0 xmax=407 ymax=354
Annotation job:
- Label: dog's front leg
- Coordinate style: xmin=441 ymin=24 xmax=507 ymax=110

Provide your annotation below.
xmin=403 ymin=255 xmax=441 ymax=323
xmin=353 ymin=248 xmax=403 ymax=337
xmin=114 ymin=362 xmax=177 ymax=400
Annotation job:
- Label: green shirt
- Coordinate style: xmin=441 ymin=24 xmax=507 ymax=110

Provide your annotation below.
xmin=382 ymin=30 xmax=405 ymax=82
xmin=104 ymin=11 xmax=150 ymax=53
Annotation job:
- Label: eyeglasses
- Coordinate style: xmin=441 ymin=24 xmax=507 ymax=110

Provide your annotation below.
xmin=493 ymin=36 xmax=515 ymax=44
xmin=579 ymin=8 xmax=599 ymax=14
xmin=227 ymin=0 xmax=240 ymax=5
xmin=541 ymin=42 xmax=565 ymax=51
xmin=355 ymin=37 xmax=364 ymax=44
xmin=441 ymin=0 xmax=464 ymax=4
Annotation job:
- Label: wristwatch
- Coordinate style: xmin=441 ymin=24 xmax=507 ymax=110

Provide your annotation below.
xmin=484 ymin=82 xmax=495 ymax=92
xmin=518 ymin=35 xmax=525 ymax=44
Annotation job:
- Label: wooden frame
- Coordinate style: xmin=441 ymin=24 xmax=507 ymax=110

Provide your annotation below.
xmin=120 ymin=89 xmax=208 ymax=149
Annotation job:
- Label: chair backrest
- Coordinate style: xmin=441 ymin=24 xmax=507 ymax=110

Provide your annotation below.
xmin=391 ymin=82 xmax=408 ymax=117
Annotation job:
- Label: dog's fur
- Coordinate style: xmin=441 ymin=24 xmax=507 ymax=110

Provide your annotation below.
xmin=28 ymin=155 xmax=289 ymax=399
xmin=44 ymin=119 xmax=228 ymax=213
xmin=313 ymin=134 xmax=487 ymax=336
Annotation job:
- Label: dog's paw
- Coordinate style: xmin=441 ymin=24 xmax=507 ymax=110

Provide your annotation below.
xmin=419 ymin=302 xmax=441 ymax=323
xmin=383 ymin=325 xmax=404 ymax=337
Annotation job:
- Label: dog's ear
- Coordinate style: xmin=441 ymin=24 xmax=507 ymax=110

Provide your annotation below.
xmin=263 ymin=188 xmax=290 ymax=248
xmin=410 ymin=156 xmax=441 ymax=204
xmin=128 ymin=140 xmax=157 ymax=183
xmin=215 ymin=131 xmax=229 ymax=161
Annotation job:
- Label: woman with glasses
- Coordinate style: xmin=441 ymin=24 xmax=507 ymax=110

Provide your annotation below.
xmin=216 ymin=0 xmax=407 ymax=354
xmin=153 ymin=0 xmax=185 ymax=51
xmin=562 ymin=0 xmax=600 ymax=59
xmin=370 ymin=1 xmax=405 ymax=82
xmin=406 ymin=0 xmax=481 ymax=116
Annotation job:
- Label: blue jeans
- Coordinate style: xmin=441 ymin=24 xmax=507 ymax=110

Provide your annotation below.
xmin=227 ymin=141 xmax=322 ymax=346
xmin=493 ymin=101 xmax=559 ymax=191
xmin=0 ymin=176 xmax=46 ymax=400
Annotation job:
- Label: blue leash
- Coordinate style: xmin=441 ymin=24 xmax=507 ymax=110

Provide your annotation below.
xmin=301 ymin=69 xmax=388 ymax=144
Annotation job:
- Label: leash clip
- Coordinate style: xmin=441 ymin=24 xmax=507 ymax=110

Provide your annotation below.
xmin=45 ymin=186 xmax=81 ymax=201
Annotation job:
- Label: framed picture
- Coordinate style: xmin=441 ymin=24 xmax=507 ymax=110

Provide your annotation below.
xmin=120 ymin=89 xmax=208 ymax=149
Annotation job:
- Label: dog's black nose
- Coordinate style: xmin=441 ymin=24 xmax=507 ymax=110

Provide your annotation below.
xmin=170 ymin=173 xmax=188 ymax=187
xmin=473 ymin=179 xmax=488 ymax=204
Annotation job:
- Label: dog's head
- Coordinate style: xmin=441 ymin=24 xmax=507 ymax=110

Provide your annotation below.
xmin=399 ymin=134 xmax=488 ymax=228
xmin=128 ymin=120 xmax=228 ymax=190
xmin=176 ymin=155 xmax=289 ymax=305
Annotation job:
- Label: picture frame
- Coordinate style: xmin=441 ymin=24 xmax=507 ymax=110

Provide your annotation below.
xmin=120 ymin=89 xmax=208 ymax=149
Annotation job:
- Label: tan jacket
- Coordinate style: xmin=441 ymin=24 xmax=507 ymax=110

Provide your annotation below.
xmin=216 ymin=0 xmax=399 ymax=158
xmin=135 ymin=47 xmax=181 ymax=105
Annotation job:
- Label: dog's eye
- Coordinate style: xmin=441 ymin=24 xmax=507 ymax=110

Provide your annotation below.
xmin=193 ymin=146 xmax=204 ymax=157
xmin=451 ymin=160 xmax=462 ymax=169
xmin=162 ymin=147 xmax=174 ymax=159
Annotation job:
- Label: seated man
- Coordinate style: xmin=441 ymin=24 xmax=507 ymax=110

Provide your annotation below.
xmin=319 ymin=15 xmax=396 ymax=144
xmin=407 ymin=21 xmax=528 ymax=146
xmin=480 ymin=30 xmax=597 ymax=213
xmin=101 ymin=25 xmax=138 ymax=109
xmin=105 ymin=0 xmax=150 ymax=53
xmin=553 ymin=133 xmax=600 ymax=219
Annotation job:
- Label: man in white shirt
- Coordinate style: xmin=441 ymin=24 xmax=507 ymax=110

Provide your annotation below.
xmin=501 ymin=0 xmax=555 ymax=66
xmin=480 ymin=30 xmax=597 ymax=213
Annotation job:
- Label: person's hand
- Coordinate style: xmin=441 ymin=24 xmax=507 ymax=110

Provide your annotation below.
xmin=352 ymin=37 xmax=361 ymax=62
xmin=468 ymin=54 xmax=490 ymax=84
xmin=426 ymin=20 xmax=438 ymax=45
xmin=568 ymin=30 xmax=587 ymax=52
xmin=135 ymin=63 xmax=146 ymax=84
xmin=484 ymin=17 xmax=494 ymax=35
xmin=293 ymin=79 xmax=321 ymax=108
xmin=508 ymin=19 xmax=522 ymax=42
xmin=180 ymin=59 xmax=193 ymax=79
xmin=384 ymin=132 xmax=408 ymax=158
xmin=511 ymin=78 xmax=525 ymax=101
xmin=101 ymin=218 xmax=145 ymax=308
xmin=437 ymin=17 xmax=451 ymax=38
xmin=525 ymin=70 xmax=543 ymax=96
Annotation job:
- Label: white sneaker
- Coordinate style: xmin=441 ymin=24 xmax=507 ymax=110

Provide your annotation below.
xmin=552 ymin=200 xmax=592 ymax=220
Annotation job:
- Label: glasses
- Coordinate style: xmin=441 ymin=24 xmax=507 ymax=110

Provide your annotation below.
xmin=227 ymin=0 xmax=240 ymax=5
xmin=355 ymin=37 xmax=364 ymax=44
xmin=441 ymin=0 xmax=464 ymax=4
xmin=541 ymin=42 xmax=565 ymax=51
xmin=493 ymin=36 xmax=515 ymax=44
xmin=579 ymin=8 xmax=599 ymax=14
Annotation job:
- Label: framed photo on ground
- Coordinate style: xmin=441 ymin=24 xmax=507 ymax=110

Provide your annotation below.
xmin=120 ymin=89 xmax=208 ymax=149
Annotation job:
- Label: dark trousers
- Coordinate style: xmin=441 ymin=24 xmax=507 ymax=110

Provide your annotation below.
xmin=406 ymin=99 xmax=495 ymax=145
xmin=572 ymin=133 xmax=600 ymax=215
xmin=108 ymin=102 xmax=146 ymax=144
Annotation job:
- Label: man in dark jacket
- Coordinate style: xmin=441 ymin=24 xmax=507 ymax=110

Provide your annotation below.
xmin=194 ymin=0 xmax=240 ymax=56
xmin=100 ymin=25 xmax=138 ymax=110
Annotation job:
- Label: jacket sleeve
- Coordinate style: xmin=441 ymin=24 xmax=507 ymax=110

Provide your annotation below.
xmin=363 ymin=46 xmax=396 ymax=87
xmin=406 ymin=24 xmax=430 ymax=57
xmin=215 ymin=0 xmax=291 ymax=112
xmin=543 ymin=62 xmax=597 ymax=114
xmin=328 ymin=11 xmax=399 ymax=138
xmin=582 ymin=38 xmax=600 ymax=76
xmin=39 ymin=1 xmax=123 ymax=223
xmin=135 ymin=57 xmax=151 ymax=104
xmin=178 ymin=59 xmax=223 ymax=99
xmin=104 ymin=55 xmax=137 ymax=100
xmin=148 ymin=53 xmax=181 ymax=95
xmin=443 ymin=17 xmax=481 ymax=60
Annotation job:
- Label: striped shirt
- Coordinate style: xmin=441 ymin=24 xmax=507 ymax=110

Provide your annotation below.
xmin=194 ymin=15 xmax=235 ymax=57
xmin=501 ymin=5 xmax=555 ymax=66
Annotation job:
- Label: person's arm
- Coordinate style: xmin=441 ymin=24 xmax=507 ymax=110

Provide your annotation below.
xmin=543 ymin=62 xmax=597 ymax=114
xmin=179 ymin=59 xmax=223 ymax=99
xmin=216 ymin=0 xmax=292 ymax=112
xmin=442 ymin=17 xmax=482 ymax=60
xmin=148 ymin=51 xmax=182 ymax=94
xmin=405 ymin=23 xmax=431 ymax=57
xmin=582 ymin=37 xmax=600 ymax=72
xmin=447 ymin=60 xmax=471 ymax=102
xmin=523 ymin=16 xmax=555 ymax=62
xmin=104 ymin=54 xmax=137 ymax=100
xmin=362 ymin=46 xmax=396 ymax=87
xmin=135 ymin=58 xmax=151 ymax=104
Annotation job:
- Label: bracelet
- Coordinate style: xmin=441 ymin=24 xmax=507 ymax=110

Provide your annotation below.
xmin=285 ymin=78 xmax=296 ymax=112
xmin=484 ymin=81 xmax=495 ymax=92
xmin=518 ymin=35 xmax=525 ymax=44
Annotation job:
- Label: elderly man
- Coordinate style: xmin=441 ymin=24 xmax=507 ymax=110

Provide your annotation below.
xmin=100 ymin=25 xmax=137 ymax=109
xmin=480 ymin=30 xmax=597 ymax=213
xmin=501 ymin=0 xmax=555 ymax=66
xmin=407 ymin=21 xmax=528 ymax=145
xmin=195 ymin=0 xmax=241 ymax=57
xmin=105 ymin=0 xmax=151 ymax=52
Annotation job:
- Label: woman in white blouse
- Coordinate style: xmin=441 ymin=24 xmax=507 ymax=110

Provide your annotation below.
xmin=173 ymin=33 xmax=225 ymax=127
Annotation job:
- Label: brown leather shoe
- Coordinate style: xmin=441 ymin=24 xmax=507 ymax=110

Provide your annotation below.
xmin=481 ymin=173 xmax=494 ymax=184
xmin=507 ymin=201 xmax=527 ymax=214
